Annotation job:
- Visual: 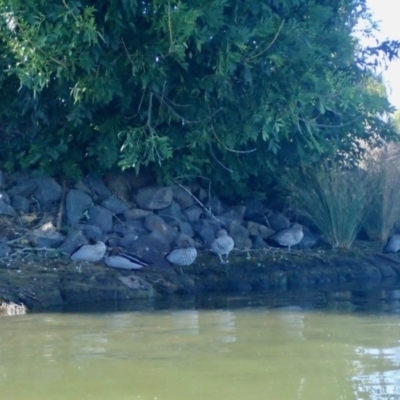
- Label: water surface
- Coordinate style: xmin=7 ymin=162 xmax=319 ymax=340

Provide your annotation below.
xmin=1 ymin=289 xmax=400 ymax=399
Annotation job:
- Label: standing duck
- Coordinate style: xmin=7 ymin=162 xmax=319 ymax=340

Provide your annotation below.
xmin=268 ymin=223 xmax=303 ymax=251
xmin=166 ymin=240 xmax=197 ymax=273
xmin=70 ymin=240 xmax=106 ymax=262
xmin=105 ymin=248 xmax=150 ymax=270
xmin=211 ymin=229 xmax=235 ymax=263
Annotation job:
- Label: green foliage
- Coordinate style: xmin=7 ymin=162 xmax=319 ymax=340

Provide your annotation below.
xmin=393 ymin=110 xmax=400 ymax=133
xmin=0 ymin=0 xmax=398 ymax=196
xmin=280 ymin=163 xmax=369 ymax=248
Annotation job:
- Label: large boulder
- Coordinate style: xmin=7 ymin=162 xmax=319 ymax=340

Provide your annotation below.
xmin=127 ymin=231 xmax=171 ymax=267
xmin=171 ymin=184 xmax=194 ymax=209
xmin=87 ymin=205 xmax=113 ymax=233
xmin=228 ymin=221 xmax=250 ymax=249
xmin=268 ymin=212 xmax=291 ymax=231
xmin=101 ymin=195 xmax=130 ymax=215
xmin=0 ymin=200 xmax=17 ymax=217
xmin=29 ymin=222 xmax=65 ymax=248
xmin=144 ymin=214 xmax=177 ymax=244
xmin=32 ymin=177 xmax=63 ymax=208
xmin=183 ymin=205 xmax=203 ymax=222
xmin=83 ymin=173 xmax=112 ymax=201
xmin=11 ymin=195 xmax=31 ymax=213
xmin=65 ymin=189 xmax=93 ymax=225
xmin=136 ymin=186 xmax=173 ymax=210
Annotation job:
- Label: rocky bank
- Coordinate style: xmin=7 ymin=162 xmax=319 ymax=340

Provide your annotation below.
xmin=0 ymin=169 xmax=398 ymax=314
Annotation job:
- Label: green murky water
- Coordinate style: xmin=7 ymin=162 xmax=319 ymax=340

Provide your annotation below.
xmin=1 ymin=289 xmax=400 ymax=399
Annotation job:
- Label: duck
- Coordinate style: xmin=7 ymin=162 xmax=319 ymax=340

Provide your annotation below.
xmin=105 ymin=248 xmax=150 ymax=270
xmin=166 ymin=240 xmax=197 ymax=273
xmin=383 ymin=234 xmax=400 ymax=253
xmin=268 ymin=223 xmax=303 ymax=251
xmin=70 ymin=240 xmax=106 ymax=262
xmin=211 ymin=229 xmax=235 ymax=263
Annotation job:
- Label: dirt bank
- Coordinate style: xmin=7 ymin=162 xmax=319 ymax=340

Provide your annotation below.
xmin=1 ymin=242 xmax=399 ymax=311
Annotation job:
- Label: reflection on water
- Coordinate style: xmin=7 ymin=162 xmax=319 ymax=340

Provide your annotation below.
xmin=2 ymin=288 xmax=400 ymax=399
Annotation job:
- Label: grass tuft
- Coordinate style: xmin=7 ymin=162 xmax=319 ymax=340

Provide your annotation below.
xmin=280 ymin=162 xmax=368 ymax=248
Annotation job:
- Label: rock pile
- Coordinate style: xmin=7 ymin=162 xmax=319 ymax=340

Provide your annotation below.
xmin=0 ymin=170 xmax=321 ymax=267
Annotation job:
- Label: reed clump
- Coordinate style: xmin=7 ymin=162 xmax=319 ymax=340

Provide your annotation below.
xmin=280 ymin=162 xmax=369 ymax=248
xmin=361 ymin=143 xmax=400 ymax=242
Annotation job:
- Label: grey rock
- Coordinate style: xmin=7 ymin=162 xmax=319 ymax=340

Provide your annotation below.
xmin=136 ymin=186 xmax=173 ymax=210
xmin=178 ymin=221 xmax=195 ymax=237
xmin=30 ymin=222 xmax=65 ymax=249
xmin=11 ymin=195 xmax=31 ymax=213
xmin=268 ymin=212 xmax=291 ymax=231
xmin=0 ymin=200 xmax=17 ymax=217
xmin=106 ymin=235 xmax=121 ymax=248
xmin=124 ymin=219 xmax=149 ymax=236
xmin=65 ymin=189 xmax=93 ymax=225
xmin=0 ymin=170 xmax=5 ymax=188
xmin=7 ymin=181 xmax=37 ymax=198
xmin=87 ymin=205 xmax=113 ymax=233
xmin=246 ymin=221 xmax=275 ymax=239
xmin=58 ymin=230 xmax=89 ymax=256
xmin=252 ymin=236 xmax=268 ymax=249
xmin=119 ymin=233 xmax=140 ymax=249
xmin=0 ymin=241 xmax=11 ymax=257
xmin=32 ymin=177 xmax=63 ymax=208
xmin=128 ymin=231 xmax=171 ymax=267
xmin=101 ymin=195 xmax=129 ymax=215
xmin=144 ymin=214 xmax=177 ymax=244
xmin=113 ymin=223 xmax=140 ymax=237
xmin=124 ymin=208 xmax=152 ymax=220
xmin=157 ymin=201 xmax=184 ymax=226
xmin=144 ymin=213 xmax=169 ymax=232
xmin=205 ymin=197 xmax=224 ymax=216
xmin=83 ymin=173 xmax=112 ymax=200
xmin=244 ymin=199 xmax=265 ymax=223
xmin=174 ymin=233 xmax=198 ymax=247
xmin=182 ymin=205 xmax=203 ymax=222
xmin=228 ymin=221 xmax=250 ymax=249
xmin=0 ymin=191 xmax=10 ymax=204
xmin=221 ymin=206 xmax=246 ymax=221
xmin=192 ymin=219 xmax=220 ymax=244
xmin=75 ymin=224 xmax=103 ymax=241
xmin=171 ymin=184 xmax=194 ymax=209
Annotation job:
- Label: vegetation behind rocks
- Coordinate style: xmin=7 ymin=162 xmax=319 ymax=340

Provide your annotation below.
xmin=0 ymin=0 xmax=398 ymax=198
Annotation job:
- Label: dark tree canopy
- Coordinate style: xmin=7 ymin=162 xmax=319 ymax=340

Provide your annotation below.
xmin=0 ymin=0 xmax=398 ymax=196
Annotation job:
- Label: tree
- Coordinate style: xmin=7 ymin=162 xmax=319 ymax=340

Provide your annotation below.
xmin=0 ymin=0 xmax=398 ymax=196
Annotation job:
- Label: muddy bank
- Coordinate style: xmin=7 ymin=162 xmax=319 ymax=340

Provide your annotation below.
xmin=1 ymin=243 xmax=400 ymax=311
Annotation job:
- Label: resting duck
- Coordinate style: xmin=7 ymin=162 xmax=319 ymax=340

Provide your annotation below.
xmin=383 ymin=234 xmax=400 ymax=253
xmin=105 ymin=248 xmax=150 ymax=270
xmin=70 ymin=240 xmax=106 ymax=262
xmin=268 ymin=223 xmax=303 ymax=251
xmin=166 ymin=240 xmax=197 ymax=273
xmin=211 ymin=229 xmax=234 ymax=263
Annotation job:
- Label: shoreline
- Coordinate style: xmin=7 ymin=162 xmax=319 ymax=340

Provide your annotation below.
xmin=1 ymin=243 xmax=399 ymax=311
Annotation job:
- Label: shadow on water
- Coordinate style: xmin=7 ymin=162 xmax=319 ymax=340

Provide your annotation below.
xmin=44 ymin=280 xmax=400 ymax=316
